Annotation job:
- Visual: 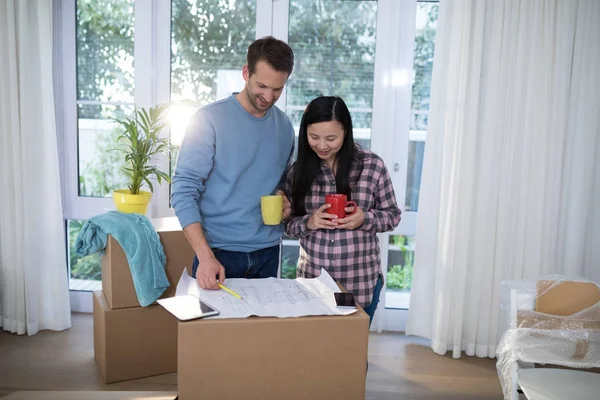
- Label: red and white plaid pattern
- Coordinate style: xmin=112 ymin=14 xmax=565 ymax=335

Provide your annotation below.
xmin=284 ymin=147 xmax=402 ymax=307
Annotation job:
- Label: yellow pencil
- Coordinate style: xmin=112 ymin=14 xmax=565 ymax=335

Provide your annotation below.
xmin=218 ymin=283 xmax=242 ymax=299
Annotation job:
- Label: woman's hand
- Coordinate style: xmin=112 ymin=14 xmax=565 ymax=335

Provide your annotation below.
xmin=335 ymin=206 xmax=365 ymax=230
xmin=307 ymin=204 xmax=339 ymax=230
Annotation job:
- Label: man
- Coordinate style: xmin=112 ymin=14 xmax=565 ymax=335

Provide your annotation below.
xmin=171 ymin=36 xmax=295 ymax=290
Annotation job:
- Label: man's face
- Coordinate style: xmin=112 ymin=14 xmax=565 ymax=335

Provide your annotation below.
xmin=243 ymin=60 xmax=289 ymax=114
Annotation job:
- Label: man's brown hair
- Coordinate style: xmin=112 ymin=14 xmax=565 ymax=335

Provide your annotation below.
xmin=247 ymin=36 xmax=294 ymax=76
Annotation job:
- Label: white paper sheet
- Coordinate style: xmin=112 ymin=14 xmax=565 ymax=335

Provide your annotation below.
xmin=158 ymin=268 xmax=356 ymax=320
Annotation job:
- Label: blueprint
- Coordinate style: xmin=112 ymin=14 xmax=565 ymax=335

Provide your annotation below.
xmin=158 ymin=267 xmax=357 ymax=319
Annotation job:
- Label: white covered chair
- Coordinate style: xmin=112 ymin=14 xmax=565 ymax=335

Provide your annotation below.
xmin=496 ymin=278 xmax=600 ymax=400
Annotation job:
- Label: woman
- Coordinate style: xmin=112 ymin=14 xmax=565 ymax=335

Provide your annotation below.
xmin=284 ymin=96 xmax=401 ymax=325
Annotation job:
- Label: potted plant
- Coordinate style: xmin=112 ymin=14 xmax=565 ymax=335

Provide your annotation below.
xmin=112 ymin=104 xmax=171 ymax=214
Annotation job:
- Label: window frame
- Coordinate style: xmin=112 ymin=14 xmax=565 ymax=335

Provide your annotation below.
xmin=370 ymin=0 xmax=418 ymax=331
xmin=57 ymin=0 xmax=430 ymax=330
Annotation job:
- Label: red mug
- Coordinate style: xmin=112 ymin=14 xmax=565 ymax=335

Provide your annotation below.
xmin=325 ymin=194 xmax=357 ymax=218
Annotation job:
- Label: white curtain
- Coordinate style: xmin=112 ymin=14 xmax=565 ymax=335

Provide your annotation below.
xmin=406 ymin=0 xmax=600 ymax=358
xmin=0 ymin=0 xmax=71 ymax=335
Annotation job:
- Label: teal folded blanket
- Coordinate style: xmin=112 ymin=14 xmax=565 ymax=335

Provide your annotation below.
xmin=75 ymin=211 xmax=169 ymax=307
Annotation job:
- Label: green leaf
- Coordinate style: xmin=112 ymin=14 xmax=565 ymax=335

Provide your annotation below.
xmin=143 ymin=177 xmax=154 ymax=192
xmin=111 ymin=103 xmax=172 ymax=195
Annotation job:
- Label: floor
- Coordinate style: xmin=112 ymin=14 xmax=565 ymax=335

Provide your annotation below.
xmin=0 ymin=313 xmax=505 ymax=399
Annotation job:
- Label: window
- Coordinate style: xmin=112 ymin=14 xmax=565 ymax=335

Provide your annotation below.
xmin=64 ymin=0 xmax=135 ymax=290
xmin=58 ymin=0 xmax=439 ymax=329
xmin=76 ymin=0 xmax=134 ymax=198
xmin=386 ymin=235 xmax=414 ymax=308
xmin=286 ymin=0 xmax=377 ymax=149
xmin=67 ymin=220 xmax=102 ymax=291
xmin=406 ymin=1 xmax=438 ymax=212
xmin=385 ymin=1 xmax=438 ymax=308
xmin=280 ymin=0 xmax=378 ymax=277
xmin=169 ymin=0 xmax=257 ymax=181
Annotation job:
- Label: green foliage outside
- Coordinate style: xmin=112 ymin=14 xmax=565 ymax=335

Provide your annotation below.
xmin=281 ymin=255 xmax=298 ymax=280
xmin=411 ymin=2 xmax=439 ymax=130
xmin=79 ymin=118 xmax=127 ymax=197
xmin=68 ymin=220 xmax=102 ymax=281
xmin=387 ymin=264 xmax=413 ymax=291
xmin=387 ymin=236 xmax=414 ymax=291
xmin=286 ymin=0 xmax=377 ymax=128
xmin=76 ymin=0 xmax=134 ymax=116
xmin=170 ymin=0 xmax=255 ymax=104
xmin=76 ymin=0 xmax=134 ymax=196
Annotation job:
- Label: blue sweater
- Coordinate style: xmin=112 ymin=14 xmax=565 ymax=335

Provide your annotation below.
xmin=171 ymin=94 xmax=294 ymax=252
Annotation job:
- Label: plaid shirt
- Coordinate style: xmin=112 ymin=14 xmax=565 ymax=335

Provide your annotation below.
xmin=284 ymin=147 xmax=402 ymax=307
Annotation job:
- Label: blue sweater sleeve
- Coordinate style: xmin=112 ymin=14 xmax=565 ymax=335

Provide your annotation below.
xmin=278 ymin=137 xmax=295 ymax=190
xmin=171 ymin=110 xmax=215 ymax=229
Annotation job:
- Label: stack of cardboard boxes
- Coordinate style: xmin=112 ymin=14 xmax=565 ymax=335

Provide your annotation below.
xmin=93 ymin=217 xmax=194 ymax=383
xmin=93 ymin=217 xmax=371 ymax=399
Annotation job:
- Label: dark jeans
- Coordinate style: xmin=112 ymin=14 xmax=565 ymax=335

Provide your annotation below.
xmin=192 ymin=245 xmax=280 ymax=280
xmin=363 ymin=274 xmax=384 ymax=327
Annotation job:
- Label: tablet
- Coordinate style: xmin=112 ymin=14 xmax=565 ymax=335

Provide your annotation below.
xmin=157 ymin=294 xmax=220 ymax=321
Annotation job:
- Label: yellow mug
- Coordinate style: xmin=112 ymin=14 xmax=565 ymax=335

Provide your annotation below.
xmin=261 ymin=195 xmax=283 ymax=225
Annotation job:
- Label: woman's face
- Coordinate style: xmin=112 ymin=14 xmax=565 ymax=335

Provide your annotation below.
xmin=306 ymin=120 xmax=345 ymax=164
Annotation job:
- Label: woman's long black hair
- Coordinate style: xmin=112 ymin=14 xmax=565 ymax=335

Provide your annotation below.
xmin=291 ymin=96 xmax=362 ymax=216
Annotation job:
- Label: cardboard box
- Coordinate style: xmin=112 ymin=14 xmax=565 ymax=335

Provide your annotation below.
xmin=517 ymin=280 xmax=600 ymax=371
xmin=102 ymin=217 xmax=194 ymax=309
xmin=535 ymin=280 xmax=600 ymax=316
xmin=93 ymin=291 xmax=178 ymax=383
xmin=177 ymin=310 xmax=370 ymax=400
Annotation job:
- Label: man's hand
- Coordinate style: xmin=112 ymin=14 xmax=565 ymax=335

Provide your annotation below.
xmin=335 ymin=207 xmax=365 ymax=230
xmin=196 ymin=256 xmax=225 ymax=290
xmin=277 ymin=190 xmax=292 ymax=220
xmin=307 ymin=204 xmax=339 ymax=230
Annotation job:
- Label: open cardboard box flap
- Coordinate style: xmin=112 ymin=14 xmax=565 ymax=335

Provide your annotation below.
xmin=516 ymin=280 xmax=600 ymax=366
